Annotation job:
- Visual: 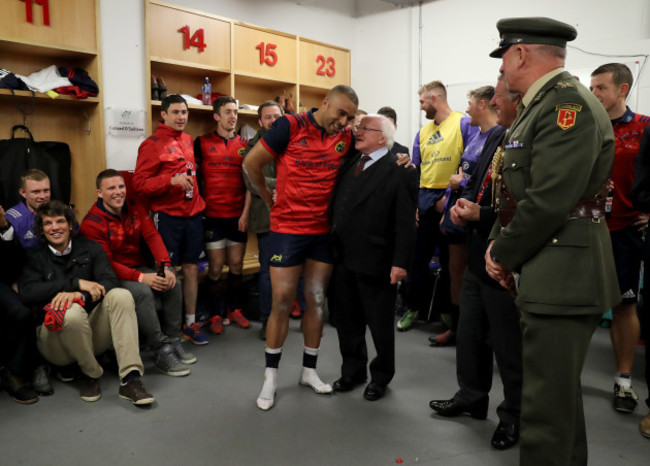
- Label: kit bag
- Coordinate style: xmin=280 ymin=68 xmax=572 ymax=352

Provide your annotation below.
xmin=0 ymin=125 xmax=71 ymax=207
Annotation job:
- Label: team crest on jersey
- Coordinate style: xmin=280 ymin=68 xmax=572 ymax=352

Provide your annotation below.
xmin=335 ymin=142 xmax=346 ymax=153
xmin=238 ymin=148 xmax=245 ymax=155
xmin=555 ymin=103 xmax=581 ymax=130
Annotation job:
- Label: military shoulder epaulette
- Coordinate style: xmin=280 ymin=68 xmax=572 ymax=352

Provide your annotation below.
xmin=555 ymin=80 xmax=575 ymax=89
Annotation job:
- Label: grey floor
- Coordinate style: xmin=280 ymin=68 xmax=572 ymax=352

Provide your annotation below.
xmin=1 ymin=318 xmax=648 ymax=465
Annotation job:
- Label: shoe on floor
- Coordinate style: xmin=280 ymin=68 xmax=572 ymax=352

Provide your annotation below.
xmin=429 ymin=398 xmax=488 ymax=419
xmin=397 ymin=309 xmax=418 ymax=332
xmin=32 ymin=365 xmax=54 ymax=396
xmin=614 ymin=383 xmax=638 ymax=413
xmin=155 ymin=343 xmax=190 ymax=376
xmin=228 ymin=309 xmax=250 ymax=328
xmin=491 ymin=422 xmax=519 ymax=450
xmin=170 ymin=338 xmax=196 ymax=364
xmin=363 ymin=382 xmax=387 ymax=401
xmin=80 ymin=376 xmax=101 ymax=402
xmin=1 ymin=368 xmax=39 ymax=404
xmin=429 ymin=329 xmax=456 ymax=347
xmin=208 ymin=315 xmax=224 ymax=334
xmin=119 ymin=378 xmax=155 ymax=405
xmin=182 ymin=322 xmax=209 ymax=345
xmin=640 ymin=412 xmax=650 ymax=438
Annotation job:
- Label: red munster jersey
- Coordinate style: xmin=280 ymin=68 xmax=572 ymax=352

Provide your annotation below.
xmin=261 ymin=109 xmax=355 ymax=234
xmin=608 ymin=108 xmax=650 ymax=231
xmin=194 ymin=132 xmax=248 ymax=218
xmin=80 ymin=198 xmax=171 ymax=282
xmin=134 ymin=123 xmax=206 ymax=217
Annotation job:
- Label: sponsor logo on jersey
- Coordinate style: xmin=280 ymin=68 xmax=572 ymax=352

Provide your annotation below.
xmin=426 ymin=131 xmax=444 ymax=145
xmin=296 ymin=137 xmax=309 ymax=148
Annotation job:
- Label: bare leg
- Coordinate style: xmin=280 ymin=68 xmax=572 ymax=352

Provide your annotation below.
xmin=181 ymin=263 xmax=198 ymax=317
xmin=206 ymin=248 xmax=226 ymax=281
xmin=611 ymin=303 xmax=640 ymax=374
xmin=266 ymin=265 xmax=303 ymax=349
xmin=226 ymin=242 xmax=246 ymax=275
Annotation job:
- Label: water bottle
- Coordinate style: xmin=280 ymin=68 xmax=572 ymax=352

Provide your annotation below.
xmin=202 ymin=77 xmax=212 ymax=105
xmin=185 ymin=168 xmax=193 ymax=201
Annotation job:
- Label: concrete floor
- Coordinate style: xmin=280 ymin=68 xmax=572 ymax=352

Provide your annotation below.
xmin=0 ymin=319 xmax=647 ymax=465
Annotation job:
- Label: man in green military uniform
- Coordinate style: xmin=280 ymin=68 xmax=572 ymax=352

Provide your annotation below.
xmin=485 ymin=17 xmax=620 ymax=466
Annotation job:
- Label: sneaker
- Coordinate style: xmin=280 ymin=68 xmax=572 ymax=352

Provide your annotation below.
xmin=55 ymin=364 xmax=79 ymax=383
xmin=182 ymin=322 xmax=209 ymax=345
xmin=32 ymin=365 xmax=54 ymax=396
xmin=228 ymin=309 xmax=250 ymax=329
xmin=155 ymin=343 xmax=190 ymax=377
xmin=397 ymin=309 xmax=418 ymax=332
xmin=209 ymin=315 xmax=224 ymax=334
xmin=614 ymin=383 xmax=639 ymax=413
xmin=80 ymin=376 xmax=101 ymax=402
xmin=1 ymin=368 xmax=39 ymax=404
xmin=170 ymin=339 xmax=197 ymax=364
xmin=429 ymin=329 xmax=456 ymax=347
xmin=119 ymin=378 xmax=155 ymax=405
xmin=290 ymin=300 xmax=302 ymax=319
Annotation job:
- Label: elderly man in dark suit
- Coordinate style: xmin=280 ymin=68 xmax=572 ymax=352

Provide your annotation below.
xmin=329 ymin=114 xmax=418 ymax=401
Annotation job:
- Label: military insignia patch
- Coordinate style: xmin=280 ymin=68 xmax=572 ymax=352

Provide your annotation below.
xmin=335 ymin=142 xmax=346 ymax=153
xmin=555 ymin=103 xmax=582 ymax=130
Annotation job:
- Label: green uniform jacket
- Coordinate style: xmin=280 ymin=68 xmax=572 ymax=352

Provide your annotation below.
xmin=242 ymin=129 xmax=276 ymax=234
xmin=490 ymin=70 xmax=620 ymax=315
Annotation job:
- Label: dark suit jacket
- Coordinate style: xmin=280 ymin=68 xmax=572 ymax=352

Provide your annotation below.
xmin=390 ymin=141 xmax=410 ymax=158
xmin=330 ymin=150 xmax=418 ymax=279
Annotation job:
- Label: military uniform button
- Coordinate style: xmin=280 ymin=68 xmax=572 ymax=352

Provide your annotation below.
xmin=552 ymin=238 xmax=558 ymax=244
xmin=511 ymin=163 xmax=516 ymax=168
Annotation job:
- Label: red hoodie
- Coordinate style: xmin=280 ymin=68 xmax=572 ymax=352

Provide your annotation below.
xmin=134 ymin=122 xmax=206 ymax=217
xmin=80 ymin=198 xmax=171 ymax=281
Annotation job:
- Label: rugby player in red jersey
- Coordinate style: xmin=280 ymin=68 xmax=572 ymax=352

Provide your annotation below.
xmin=244 ymin=85 xmax=358 ymax=410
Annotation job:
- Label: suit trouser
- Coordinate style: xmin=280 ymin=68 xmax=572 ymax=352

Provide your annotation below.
xmin=0 ymin=283 xmax=38 ymax=377
xmin=453 ymin=269 xmax=522 ymax=425
xmin=332 ymin=264 xmax=396 ymax=386
xmin=519 ymin=310 xmax=600 ymax=466
xmin=36 ymin=288 xmax=143 ymax=380
xmin=119 ymin=267 xmax=182 ymax=347
xmin=405 ymin=206 xmax=450 ymax=317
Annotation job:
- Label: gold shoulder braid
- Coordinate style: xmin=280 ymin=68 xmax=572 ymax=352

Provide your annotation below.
xmin=491 ymin=144 xmax=505 ymax=208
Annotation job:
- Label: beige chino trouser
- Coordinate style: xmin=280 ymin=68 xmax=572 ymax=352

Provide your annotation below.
xmin=36 ymin=288 xmax=143 ymax=380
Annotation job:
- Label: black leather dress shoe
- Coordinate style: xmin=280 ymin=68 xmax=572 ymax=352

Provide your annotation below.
xmin=491 ymin=422 xmax=519 ymax=450
xmin=333 ymin=376 xmax=366 ymax=392
xmin=429 ymin=398 xmax=488 ymax=419
xmin=363 ymin=382 xmax=387 ymax=401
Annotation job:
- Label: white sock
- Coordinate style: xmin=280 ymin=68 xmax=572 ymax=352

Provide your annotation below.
xmin=257 ymin=368 xmax=278 ymax=410
xmin=185 ymin=314 xmax=196 ymax=327
xmin=615 ymin=372 xmax=632 ymax=388
xmin=299 ymin=366 xmax=332 ymax=394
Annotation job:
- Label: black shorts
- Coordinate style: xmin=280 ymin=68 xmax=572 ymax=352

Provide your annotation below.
xmin=610 ymin=224 xmax=644 ymax=304
xmin=267 ymin=231 xmax=333 ymax=267
xmin=155 ymin=212 xmax=204 ymax=266
xmin=204 ymin=216 xmax=247 ymax=250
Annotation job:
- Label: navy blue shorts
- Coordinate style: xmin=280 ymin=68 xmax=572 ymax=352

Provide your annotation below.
xmin=155 ymin=212 xmax=204 ymax=266
xmin=204 ymin=216 xmax=247 ymax=250
xmin=610 ymin=224 xmax=644 ymax=304
xmin=267 ymin=231 xmax=333 ymax=267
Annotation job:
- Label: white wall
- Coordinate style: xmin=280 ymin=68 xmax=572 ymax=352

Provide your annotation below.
xmin=100 ymin=0 xmax=650 ymax=168
xmin=354 ymin=0 xmax=650 ymax=147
